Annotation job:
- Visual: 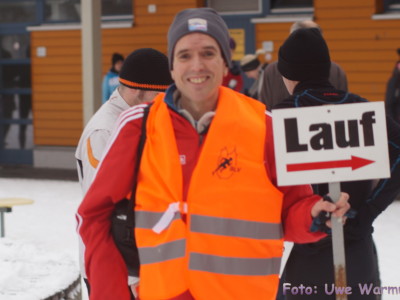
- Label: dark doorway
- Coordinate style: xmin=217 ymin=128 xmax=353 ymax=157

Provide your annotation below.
xmin=0 ymin=32 xmax=33 ymax=165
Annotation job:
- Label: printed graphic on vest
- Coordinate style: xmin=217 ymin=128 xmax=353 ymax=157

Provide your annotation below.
xmin=212 ymin=147 xmax=240 ymax=179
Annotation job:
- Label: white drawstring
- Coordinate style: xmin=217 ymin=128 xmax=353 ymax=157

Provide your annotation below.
xmin=152 ymin=202 xmax=187 ymax=234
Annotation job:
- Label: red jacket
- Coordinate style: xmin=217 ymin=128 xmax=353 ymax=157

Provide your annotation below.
xmin=77 ymin=86 xmax=324 ymax=300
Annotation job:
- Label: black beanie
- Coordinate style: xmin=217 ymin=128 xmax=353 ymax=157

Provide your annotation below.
xmin=119 ymin=48 xmax=173 ymax=92
xmin=167 ymin=8 xmax=231 ymax=70
xmin=278 ymin=28 xmax=331 ymax=81
xmin=112 ymin=53 xmax=124 ymax=65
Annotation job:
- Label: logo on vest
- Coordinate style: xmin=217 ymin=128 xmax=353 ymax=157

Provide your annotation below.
xmin=212 ymin=147 xmax=240 ymax=179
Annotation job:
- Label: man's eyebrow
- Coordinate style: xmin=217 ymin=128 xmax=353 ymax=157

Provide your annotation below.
xmin=175 ymin=45 xmax=218 ymax=55
xmin=175 ymin=49 xmax=189 ymax=56
xmin=203 ymin=45 xmax=218 ymax=50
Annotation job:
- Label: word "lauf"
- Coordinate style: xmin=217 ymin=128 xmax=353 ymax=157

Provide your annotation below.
xmin=285 ymin=111 xmax=376 ymax=153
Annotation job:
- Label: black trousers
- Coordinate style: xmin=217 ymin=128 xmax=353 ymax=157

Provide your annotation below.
xmin=279 ymin=235 xmax=381 ymax=300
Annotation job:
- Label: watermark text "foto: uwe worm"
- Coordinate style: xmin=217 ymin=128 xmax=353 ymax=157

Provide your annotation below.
xmin=283 ymin=283 xmax=400 ymax=296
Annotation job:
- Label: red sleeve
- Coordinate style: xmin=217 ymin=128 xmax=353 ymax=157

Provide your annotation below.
xmin=76 ymin=108 xmax=144 ymax=300
xmin=264 ymin=113 xmax=326 ymax=243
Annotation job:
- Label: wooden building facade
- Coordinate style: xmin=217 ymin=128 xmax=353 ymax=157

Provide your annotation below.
xmin=1 ymin=0 xmax=400 ymax=167
xmin=28 ymin=0 xmax=203 ymax=168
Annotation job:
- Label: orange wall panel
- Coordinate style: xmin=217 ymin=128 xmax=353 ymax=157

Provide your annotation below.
xmin=34 ymin=122 xmax=82 ymax=131
xmin=316 ymin=7 xmax=375 ymax=20
xmin=34 ymin=102 xmax=82 ymax=112
xmin=315 ymin=0 xmax=374 ymax=9
xmin=318 ymin=19 xmax=400 ymax=30
xmin=35 ymin=137 xmax=79 ymax=146
xmin=135 ymin=3 xmax=196 ymax=15
xmin=31 ymin=0 xmax=200 ymax=147
xmin=33 ymin=92 xmax=81 ymax=102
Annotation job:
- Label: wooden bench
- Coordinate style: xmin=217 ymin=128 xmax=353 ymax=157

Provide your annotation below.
xmin=0 ymin=198 xmax=34 ymax=237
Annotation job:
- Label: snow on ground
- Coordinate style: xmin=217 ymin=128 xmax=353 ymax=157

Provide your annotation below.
xmin=372 ymin=203 xmax=400 ymax=298
xmin=0 ymin=178 xmax=83 ymax=300
xmin=0 ymin=178 xmax=399 ymax=300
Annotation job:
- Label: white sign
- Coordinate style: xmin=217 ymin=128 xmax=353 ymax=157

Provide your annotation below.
xmin=36 ymin=46 xmax=46 ymax=57
xmin=272 ymin=102 xmax=390 ymax=186
xmin=262 ymin=41 xmax=274 ymax=52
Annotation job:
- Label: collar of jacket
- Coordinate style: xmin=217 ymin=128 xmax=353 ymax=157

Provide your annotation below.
xmin=163 ymin=83 xmax=215 ymax=134
xmin=107 ymin=88 xmax=130 ymax=110
xmin=109 ymin=67 xmax=119 ymax=74
xmin=293 ymin=78 xmax=333 ymax=94
xmin=164 ymin=84 xmax=179 ymax=111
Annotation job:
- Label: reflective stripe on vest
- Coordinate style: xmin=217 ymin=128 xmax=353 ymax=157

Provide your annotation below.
xmin=139 ymin=239 xmax=186 ymax=264
xmin=189 ymin=252 xmax=281 ymax=276
xmin=190 ymin=214 xmax=283 ymax=240
xmin=136 ymin=202 xmax=188 ymax=233
xmin=135 ymin=210 xmax=182 ymax=230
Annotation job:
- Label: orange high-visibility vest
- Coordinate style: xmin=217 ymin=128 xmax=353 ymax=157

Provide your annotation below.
xmin=135 ymin=87 xmax=284 ymax=300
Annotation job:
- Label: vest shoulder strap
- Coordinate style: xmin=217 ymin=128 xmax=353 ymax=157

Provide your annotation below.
xmin=111 ymin=102 xmax=153 ymax=279
xmin=127 ymin=102 xmax=153 ymax=227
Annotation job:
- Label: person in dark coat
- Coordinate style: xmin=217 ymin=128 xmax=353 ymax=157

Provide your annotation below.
xmin=273 ymin=27 xmax=400 ymax=300
xmin=261 ymin=20 xmax=347 ymax=111
xmin=0 ymin=47 xmax=15 ymax=147
xmin=384 ymin=48 xmax=400 ymax=123
xmin=222 ymin=37 xmax=244 ymax=92
xmin=240 ymin=49 xmax=268 ymax=102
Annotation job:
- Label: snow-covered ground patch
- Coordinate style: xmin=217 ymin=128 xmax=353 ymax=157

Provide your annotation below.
xmin=372 ymin=202 xmax=400 ymax=298
xmin=0 ymin=179 xmax=82 ymax=300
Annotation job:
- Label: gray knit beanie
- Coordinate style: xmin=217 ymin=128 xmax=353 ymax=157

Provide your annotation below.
xmin=167 ymin=8 xmax=231 ymax=70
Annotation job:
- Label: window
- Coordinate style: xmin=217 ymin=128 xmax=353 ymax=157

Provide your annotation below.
xmin=0 ymin=1 xmax=36 ymax=24
xmin=0 ymin=34 xmax=32 ymax=151
xmin=271 ymin=0 xmax=313 ymax=9
xmin=207 ymin=0 xmax=261 ymax=14
xmin=385 ymin=0 xmax=400 ymax=12
xmin=43 ymin=0 xmax=133 ymax=22
xmin=102 ymin=0 xmax=133 ymax=16
xmin=252 ymin=0 xmax=313 ymax=25
xmin=372 ymin=0 xmax=400 ymax=19
xmin=0 ymin=34 xmax=30 ymax=61
xmin=44 ymin=0 xmax=81 ymax=22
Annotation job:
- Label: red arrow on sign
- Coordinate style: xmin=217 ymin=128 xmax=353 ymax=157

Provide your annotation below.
xmin=287 ymin=155 xmax=375 ymax=172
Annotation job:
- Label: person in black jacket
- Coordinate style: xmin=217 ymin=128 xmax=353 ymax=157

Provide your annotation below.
xmin=273 ymin=28 xmax=400 ymax=300
xmin=240 ymin=49 xmax=268 ymax=101
xmin=384 ymin=48 xmax=400 ymax=124
xmin=222 ymin=37 xmax=244 ymax=92
xmin=261 ymin=20 xmax=347 ymax=111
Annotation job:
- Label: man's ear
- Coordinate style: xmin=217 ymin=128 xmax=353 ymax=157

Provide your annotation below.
xmin=223 ymin=65 xmax=228 ymax=77
xmin=170 ymin=69 xmax=176 ymax=81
